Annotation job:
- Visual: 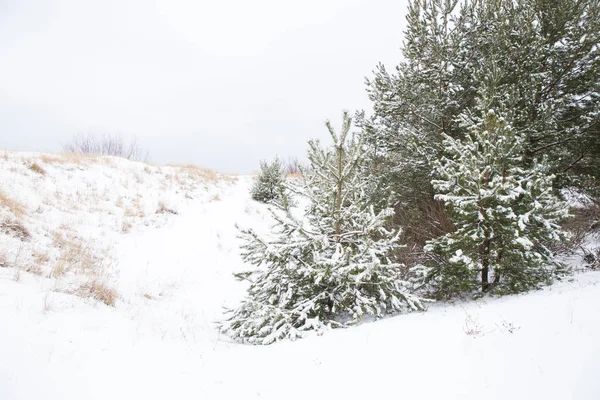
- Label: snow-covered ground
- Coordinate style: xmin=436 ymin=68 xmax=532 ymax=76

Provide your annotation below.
xmin=1 ymin=152 xmax=599 ymax=399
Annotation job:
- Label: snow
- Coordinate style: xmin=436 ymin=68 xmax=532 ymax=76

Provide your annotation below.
xmin=1 ymin=152 xmax=599 ymax=399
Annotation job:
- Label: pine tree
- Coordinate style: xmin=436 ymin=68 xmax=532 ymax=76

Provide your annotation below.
xmin=424 ymin=73 xmax=570 ymax=297
xmin=221 ymin=112 xmax=425 ymax=344
xmin=250 ymin=157 xmax=284 ymax=203
xmin=362 ymin=0 xmax=600 ymax=239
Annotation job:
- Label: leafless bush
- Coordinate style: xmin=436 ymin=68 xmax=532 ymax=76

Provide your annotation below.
xmin=554 ymin=203 xmax=600 ymax=254
xmin=395 ymin=198 xmax=455 ymax=250
xmin=283 ymin=157 xmax=303 ymax=176
xmin=463 ymin=312 xmax=483 ymax=336
xmin=63 ymin=133 xmax=148 ymax=162
xmin=582 ymin=247 xmax=600 ymax=270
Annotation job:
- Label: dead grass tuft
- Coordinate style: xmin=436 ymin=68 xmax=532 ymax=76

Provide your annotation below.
xmin=0 ymin=217 xmax=31 ymax=240
xmin=51 ymin=231 xmax=101 ymax=277
xmin=121 ymin=220 xmax=133 ymax=233
xmin=77 ymin=279 xmax=118 ymax=306
xmin=42 ymin=292 xmax=53 ymax=314
xmin=168 ymin=163 xmax=220 ymax=182
xmin=40 ymin=153 xmax=83 ymax=165
xmin=25 ymin=263 xmax=44 ymax=276
xmin=28 ymin=162 xmax=46 ymax=175
xmin=0 ymin=190 xmax=26 ymax=217
xmin=156 ymin=201 xmax=178 ymax=215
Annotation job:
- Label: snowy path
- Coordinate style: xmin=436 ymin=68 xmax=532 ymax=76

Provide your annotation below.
xmin=1 ymin=177 xmax=599 ymax=399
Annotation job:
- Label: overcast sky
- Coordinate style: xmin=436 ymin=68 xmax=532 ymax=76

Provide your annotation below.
xmin=0 ymin=0 xmax=408 ymax=173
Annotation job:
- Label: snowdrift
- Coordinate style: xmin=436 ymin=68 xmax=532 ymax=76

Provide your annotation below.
xmin=0 ymin=151 xmax=599 ymax=400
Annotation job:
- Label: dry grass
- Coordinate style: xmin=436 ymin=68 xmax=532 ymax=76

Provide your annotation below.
xmin=141 ymin=292 xmax=155 ymax=300
xmin=0 ymin=217 xmax=31 ymax=240
xmin=168 ymin=163 xmax=220 ymax=182
xmin=210 ymin=193 xmax=221 ymax=202
xmin=39 ymin=152 xmax=116 ymax=166
xmin=0 ymin=190 xmax=26 ymax=217
xmin=24 ymin=263 xmax=44 ymax=276
xmin=156 ymin=201 xmax=178 ymax=215
xmin=40 ymin=153 xmax=84 ymax=165
xmin=123 ymin=200 xmax=145 ymax=218
xmin=76 ymin=278 xmax=118 ymax=306
xmin=222 ymin=174 xmax=238 ymax=184
xmin=32 ymin=249 xmax=50 ymax=265
xmin=0 ymin=251 xmax=7 ymax=268
xmin=121 ymin=220 xmax=133 ymax=233
xmin=28 ymin=162 xmax=46 ymax=175
xmin=42 ymin=292 xmax=53 ymax=314
xmin=51 ymin=231 xmax=101 ymax=277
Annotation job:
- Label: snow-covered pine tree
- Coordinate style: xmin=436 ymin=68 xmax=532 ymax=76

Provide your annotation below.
xmin=250 ymin=157 xmax=284 ymax=203
xmin=424 ymin=72 xmax=570 ymax=297
xmin=362 ymin=0 xmax=600 ymax=240
xmin=221 ymin=111 xmax=425 ymax=344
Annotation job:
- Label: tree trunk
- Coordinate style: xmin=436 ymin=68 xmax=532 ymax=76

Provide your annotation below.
xmin=335 ymin=146 xmax=344 ymax=240
xmin=481 ymin=238 xmax=491 ymax=292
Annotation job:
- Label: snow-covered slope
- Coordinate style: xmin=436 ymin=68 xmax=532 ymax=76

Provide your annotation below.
xmin=1 ymin=152 xmax=599 ymax=400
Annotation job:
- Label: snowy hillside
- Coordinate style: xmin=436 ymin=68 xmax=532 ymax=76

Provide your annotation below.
xmin=1 ymin=152 xmax=599 ymax=399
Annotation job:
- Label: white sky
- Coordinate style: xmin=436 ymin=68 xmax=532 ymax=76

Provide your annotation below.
xmin=0 ymin=0 xmax=408 ymax=173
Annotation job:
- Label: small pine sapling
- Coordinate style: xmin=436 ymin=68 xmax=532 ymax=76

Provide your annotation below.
xmin=221 ymin=111 xmax=426 ymax=344
xmin=250 ymin=157 xmax=284 ymax=203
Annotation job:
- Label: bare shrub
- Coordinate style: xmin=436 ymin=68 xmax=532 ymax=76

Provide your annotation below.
xmin=583 ymin=247 xmax=600 ymax=270
xmin=392 ymin=197 xmax=455 ymax=270
xmin=28 ymin=162 xmax=47 ymax=175
xmin=497 ymin=318 xmax=520 ymax=334
xmin=395 ymin=198 xmax=454 ymax=247
xmin=554 ymin=204 xmax=600 ymax=254
xmin=63 ymin=133 xmax=148 ymax=162
xmin=283 ymin=157 xmax=303 ymax=176
xmin=463 ymin=313 xmax=483 ymax=336
xmin=156 ymin=201 xmax=178 ymax=215
xmin=0 ymin=217 xmax=31 ymax=240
